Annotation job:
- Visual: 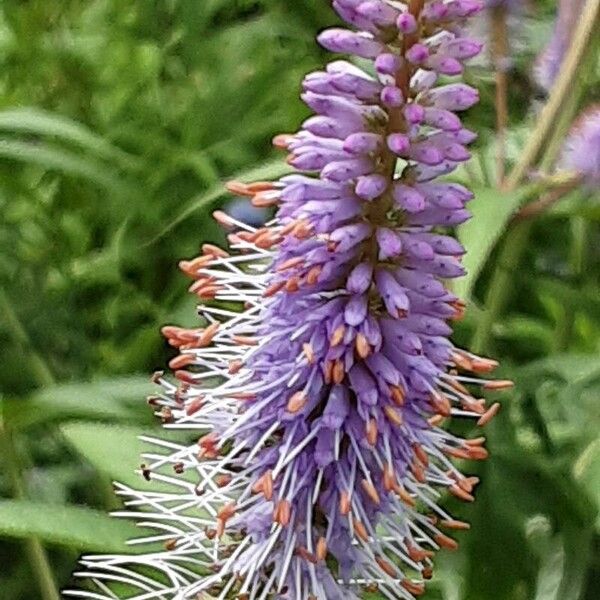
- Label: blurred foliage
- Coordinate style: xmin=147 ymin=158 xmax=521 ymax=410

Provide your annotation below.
xmin=0 ymin=1 xmax=598 ymax=599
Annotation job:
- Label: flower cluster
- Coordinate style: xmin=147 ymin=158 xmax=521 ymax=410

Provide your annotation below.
xmin=560 ymin=106 xmax=600 ymax=188
xmin=69 ymin=2 xmax=511 ymax=599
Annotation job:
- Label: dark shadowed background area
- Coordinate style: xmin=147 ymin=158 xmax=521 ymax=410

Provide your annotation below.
xmin=0 ymin=1 xmax=598 ymax=599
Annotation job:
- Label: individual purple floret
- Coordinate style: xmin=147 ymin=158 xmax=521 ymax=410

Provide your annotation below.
xmin=69 ymin=2 xmax=511 ymax=599
xmin=560 ymin=106 xmax=600 ymax=187
xmin=534 ymin=0 xmax=586 ymax=92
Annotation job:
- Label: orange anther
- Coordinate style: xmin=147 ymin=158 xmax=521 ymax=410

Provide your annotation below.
xmin=384 ymin=405 xmax=403 ymax=426
xmin=228 ymin=360 xmax=243 ymax=375
xmin=413 ymin=443 xmax=429 ymax=467
xmin=353 ymin=519 xmax=369 ymax=542
xmin=339 ymin=491 xmax=351 ymax=516
xmin=302 ymin=343 xmax=315 ymax=364
xmin=274 ymin=500 xmax=291 ymax=526
xmin=383 ymin=462 xmax=397 ymax=492
xmin=287 ymin=391 xmax=307 ymax=413
xmin=440 ymin=519 xmax=471 ymax=530
xmin=316 ymin=537 xmax=327 ymax=562
xmin=411 ymin=461 xmax=427 ymax=483
xmin=375 ymin=556 xmax=397 ymax=577
xmin=276 ymin=257 xmax=305 ymax=272
xmin=169 ymin=354 xmax=195 ymax=369
xmin=355 ymin=333 xmax=371 ymax=358
xmin=366 ymin=419 xmax=378 ymax=446
xmin=225 ymin=181 xmax=252 ymax=196
xmin=391 ymin=385 xmax=406 ymax=406
xmin=434 ymin=532 xmax=459 ymax=551
xmin=397 ymin=486 xmax=416 ymax=507
xmin=202 ymin=243 xmax=229 ymax=258
xmin=401 ymin=580 xmax=425 ymax=596
xmin=215 ymin=474 xmax=232 ymax=488
xmin=296 ymin=546 xmax=317 ymax=564
xmin=264 ymin=280 xmax=286 ymax=297
xmin=272 ymin=134 xmax=294 ymax=149
xmin=483 ymin=380 xmax=514 ymax=391
xmin=449 ymin=484 xmax=474 ymax=502
xmin=332 ymin=359 xmax=345 ymax=384
xmin=361 ymin=479 xmax=381 ymax=505
xmin=477 ymin=402 xmax=501 ymax=427
xmin=232 ymin=335 xmax=259 ymax=346
xmin=428 ymin=414 xmax=445 ymax=426
xmin=185 ymin=397 xmax=204 ymax=416
xmin=467 ymin=446 xmax=489 ymax=460
xmin=330 ymin=325 xmax=346 ymax=347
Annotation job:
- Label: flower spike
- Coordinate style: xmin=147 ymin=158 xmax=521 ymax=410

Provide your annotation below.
xmin=68 ymin=2 xmax=511 ymax=599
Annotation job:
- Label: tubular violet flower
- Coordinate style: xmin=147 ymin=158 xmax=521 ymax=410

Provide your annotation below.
xmin=559 ymin=106 xmax=600 ymax=188
xmin=69 ymin=2 xmax=511 ymax=599
xmin=534 ymin=0 xmax=586 ymax=93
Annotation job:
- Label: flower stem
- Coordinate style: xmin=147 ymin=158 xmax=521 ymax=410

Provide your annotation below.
xmin=0 ymin=426 xmax=61 ymax=600
xmin=471 ymin=221 xmax=531 ymax=355
xmin=0 ymin=288 xmax=60 ymax=600
xmin=490 ymin=6 xmax=509 ymax=185
xmin=504 ymin=0 xmax=600 ymax=190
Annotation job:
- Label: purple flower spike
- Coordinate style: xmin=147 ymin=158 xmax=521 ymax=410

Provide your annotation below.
xmin=71 ymin=3 xmax=509 ymax=600
xmin=560 ymin=106 xmax=600 ymax=187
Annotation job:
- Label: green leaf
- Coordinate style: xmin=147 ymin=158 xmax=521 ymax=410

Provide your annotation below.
xmin=0 ymin=139 xmax=132 ymax=194
xmin=0 ymin=108 xmax=138 ymax=168
xmin=0 ymin=500 xmax=138 ymax=551
xmin=574 ymin=438 xmax=600 ymax=530
xmin=455 ymin=186 xmax=530 ymax=299
xmin=147 ymin=158 xmax=291 ymax=244
xmin=2 ymin=377 xmax=153 ymax=430
xmin=61 ymin=422 xmax=161 ymax=489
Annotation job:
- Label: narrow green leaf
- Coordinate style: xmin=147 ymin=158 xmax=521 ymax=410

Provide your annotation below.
xmin=0 ymin=139 xmax=132 ymax=194
xmin=0 ymin=108 xmax=138 ymax=168
xmin=3 ymin=377 xmax=153 ymax=430
xmin=61 ymin=422 xmax=161 ymax=489
xmin=0 ymin=500 xmax=138 ymax=551
xmin=455 ymin=185 xmax=530 ymax=299
xmin=574 ymin=438 xmax=600 ymax=530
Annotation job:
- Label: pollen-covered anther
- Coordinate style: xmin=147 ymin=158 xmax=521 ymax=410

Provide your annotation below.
xmin=296 ymin=546 xmax=317 ymax=565
xmin=441 ymin=519 xmax=471 ymax=531
xmin=185 ymin=397 xmax=203 ymax=415
xmin=397 ymin=485 xmax=416 ymax=507
xmin=232 ymin=335 xmax=259 ymax=347
xmin=430 ymin=391 xmax=452 ymax=416
xmin=272 ymin=133 xmax=294 ymax=149
xmin=273 ymin=499 xmax=291 ymax=526
xmin=355 ymin=333 xmax=371 ymax=358
xmin=390 ymin=385 xmax=406 ymax=406
xmin=484 ymin=380 xmax=514 ymax=391
xmin=228 ymin=359 xmax=243 ymax=375
xmin=353 ymin=519 xmax=369 ymax=542
xmin=302 ymin=343 xmax=315 ymax=364
xmin=198 ymin=433 xmax=219 ymax=459
xmin=401 ymin=579 xmax=426 ymax=596
xmin=251 ymin=470 xmax=273 ymax=501
xmin=384 ymin=405 xmax=403 ymax=426
xmin=413 ymin=443 xmax=429 ymax=466
xmin=168 ymin=353 xmax=195 ymax=369
xmin=316 ymin=537 xmax=328 ymax=562
xmin=366 ymin=418 xmax=378 ymax=446
xmin=449 ymin=483 xmax=475 ymax=502
xmin=339 ymin=490 xmax=352 ymax=516
xmin=361 ymin=479 xmax=381 ymax=505
xmin=375 ymin=555 xmax=397 ymax=578
xmin=434 ymin=532 xmax=459 ymax=551
xmin=202 ymin=243 xmax=229 ymax=258
xmin=477 ymin=402 xmax=501 ymax=426
xmin=332 ymin=359 xmax=345 ymax=384
xmin=216 ymin=502 xmax=237 ymax=538
xmin=330 ymin=325 xmax=346 ymax=347
xmin=286 ymin=390 xmax=307 ymax=413
xmin=215 ymin=474 xmax=232 ymax=488
xmin=178 ymin=255 xmax=213 ymax=277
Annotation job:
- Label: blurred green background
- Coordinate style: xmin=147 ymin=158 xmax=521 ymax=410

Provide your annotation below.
xmin=0 ymin=1 xmax=598 ymax=599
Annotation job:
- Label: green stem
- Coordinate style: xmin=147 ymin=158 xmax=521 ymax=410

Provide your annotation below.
xmin=0 ymin=288 xmax=55 ymax=387
xmin=471 ymin=222 xmax=531 ymax=355
xmin=0 ymin=427 xmax=61 ymax=600
xmin=504 ymin=0 xmax=600 ymax=191
xmin=0 ymin=289 xmax=60 ymax=600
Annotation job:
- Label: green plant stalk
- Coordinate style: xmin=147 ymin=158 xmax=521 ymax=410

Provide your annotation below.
xmin=471 ymin=221 xmax=531 ymax=354
xmin=504 ymin=0 xmax=600 ymax=191
xmin=0 ymin=427 xmax=61 ymax=600
xmin=554 ymin=216 xmax=589 ymax=352
xmin=0 ymin=289 xmax=60 ymax=600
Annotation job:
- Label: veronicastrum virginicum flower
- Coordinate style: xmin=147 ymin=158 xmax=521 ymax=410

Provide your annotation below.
xmin=69 ymin=2 xmax=512 ymax=599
